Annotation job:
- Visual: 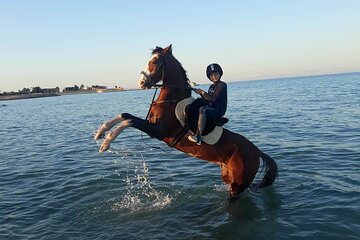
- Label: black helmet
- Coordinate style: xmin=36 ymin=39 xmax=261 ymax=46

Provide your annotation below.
xmin=206 ymin=63 xmax=223 ymax=79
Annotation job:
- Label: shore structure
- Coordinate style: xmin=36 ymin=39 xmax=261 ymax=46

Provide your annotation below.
xmin=0 ymin=87 xmax=130 ymax=101
xmin=0 ymin=93 xmax=61 ymax=101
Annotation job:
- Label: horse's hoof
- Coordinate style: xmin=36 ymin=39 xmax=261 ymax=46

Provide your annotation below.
xmin=98 ymin=132 xmax=105 ymax=139
xmin=94 ymin=132 xmax=105 ymax=140
xmin=99 ymin=143 xmax=110 ymax=153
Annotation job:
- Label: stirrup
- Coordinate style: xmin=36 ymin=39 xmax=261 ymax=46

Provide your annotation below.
xmin=188 ymin=135 xmax=202 ymax=145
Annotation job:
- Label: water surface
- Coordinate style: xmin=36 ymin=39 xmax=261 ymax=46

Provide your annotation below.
xmin=1 ymin=73 xmax=359 ymax=239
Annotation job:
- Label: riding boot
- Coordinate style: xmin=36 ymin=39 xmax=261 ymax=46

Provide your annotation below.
xmin=189 ymin=107 xmax=206 ymax=145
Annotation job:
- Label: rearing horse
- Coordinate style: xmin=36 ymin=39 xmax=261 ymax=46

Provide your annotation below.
xmin=94 ymin=45 xmax=277 ymax=199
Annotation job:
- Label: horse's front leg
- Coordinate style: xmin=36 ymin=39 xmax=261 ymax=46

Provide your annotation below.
xmin=99 ymin=119 xmax=133 ymax=152
xmin=94 ymin=115 xmax=124 ymax=140
xmin=98 ymin=113 xmax=164 ymax=152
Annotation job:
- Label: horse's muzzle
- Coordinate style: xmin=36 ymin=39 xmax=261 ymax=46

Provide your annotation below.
xmin=139 ymin=71 xmax=152 ymax=89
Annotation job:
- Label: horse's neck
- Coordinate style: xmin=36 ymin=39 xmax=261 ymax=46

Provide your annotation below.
xmin=157 ymin=60 xmax=191 ymax=101
xmin=157 ymin=87 xmax=190 ymax=102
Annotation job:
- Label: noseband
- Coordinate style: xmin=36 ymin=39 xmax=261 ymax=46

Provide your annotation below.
xmin=140 ymin=69 xmax=165 ymax=88
xmin=141 ymin=54 xmax=167 ymax=88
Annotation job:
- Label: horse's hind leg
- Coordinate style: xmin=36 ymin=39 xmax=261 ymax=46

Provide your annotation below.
xmin=224 ymin=151 xmax=257 ymax=200
xmin=94 ymin=115 xmax=124 ymax=140
xmin=220 ymin=160 xmax=245 ymax=200
xmin=99 ymin=119 xmax=132 ymax=152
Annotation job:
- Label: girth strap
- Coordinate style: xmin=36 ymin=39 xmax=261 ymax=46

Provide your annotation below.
xmin=169 ymin=126 xmax=189 ymax=147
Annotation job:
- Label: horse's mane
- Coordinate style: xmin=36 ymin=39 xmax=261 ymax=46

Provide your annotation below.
xmin=152 ymin=48 xmax=189 ymax=83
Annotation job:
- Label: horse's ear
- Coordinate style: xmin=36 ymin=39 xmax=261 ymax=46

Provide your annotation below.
xmin=164 ymin=44 xmax=172 ymax=55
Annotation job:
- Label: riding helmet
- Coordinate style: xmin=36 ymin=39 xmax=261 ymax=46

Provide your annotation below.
xmin=206 ymin=63 xmax=223 ymax=79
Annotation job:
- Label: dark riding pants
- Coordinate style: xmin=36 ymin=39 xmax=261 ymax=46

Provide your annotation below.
xmin=197 ymin=106 xmax=220 ymax=136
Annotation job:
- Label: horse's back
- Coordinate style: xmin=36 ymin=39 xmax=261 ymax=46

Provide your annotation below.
xmin=219 ymin=128 xmax=261 ymax=158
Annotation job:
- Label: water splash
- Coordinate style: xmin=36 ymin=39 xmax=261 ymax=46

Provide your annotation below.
xmin=213 ymin=184 xmax=228 ymax=192
xmin=110 ymin=152 xmax=172 ymax=213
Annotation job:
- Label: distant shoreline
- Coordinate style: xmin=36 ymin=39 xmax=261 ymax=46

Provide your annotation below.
xmin=0 ymin=93 xmax=61 ymax=101
xmin=0 ymin=88 xmax=142 ymax=101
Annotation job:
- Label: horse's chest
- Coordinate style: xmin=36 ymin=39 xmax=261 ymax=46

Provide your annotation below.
xmin=148 ymin=111 xmax=164 ymax=123
xmin=149 ymin=115 xmax=159 ymax=123
xmin=149 ymin=106 xmax=174 ymax=123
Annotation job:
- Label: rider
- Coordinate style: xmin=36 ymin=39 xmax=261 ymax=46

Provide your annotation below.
xmin=188 ymin=63 xmax=227 ymax=145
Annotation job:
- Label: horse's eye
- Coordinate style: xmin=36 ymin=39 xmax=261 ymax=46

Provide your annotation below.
xmin=153 ymin=60 xmax=158 ymax=64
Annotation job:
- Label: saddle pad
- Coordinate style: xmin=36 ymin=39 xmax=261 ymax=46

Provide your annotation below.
xmin=175 ymin=97 xmax=195 ymax=126
xmin=175 ymin=97 xmax=223 ymax=145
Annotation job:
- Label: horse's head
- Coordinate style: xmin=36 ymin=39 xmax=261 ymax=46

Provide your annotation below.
xmin=138 ymin=45 xmax=172 ymax=89
xmin=138 ymin=45 xmax=188 ymax=89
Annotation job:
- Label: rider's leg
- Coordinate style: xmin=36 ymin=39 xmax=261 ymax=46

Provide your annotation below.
xmin=196 ymin=106 xmax=207 ymax=137
xmin=197 ymin=106 xmax=220 ymax=135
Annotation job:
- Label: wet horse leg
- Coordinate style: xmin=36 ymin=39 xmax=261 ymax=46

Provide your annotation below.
xmin=220 ymin=161 xmax=244 ymax=200
xmin=99 ymin=119 xmax=132 ymax=152
xmin=226 ymin=148 xmax=260 ymax=200
xmin=94 ymin=113 xmax=156 ymax=140
xmin=220 ymin=163 xmax=231 ymax=185
xmin=224 ymin=151 xmax=249 ymax=200
xmin=97 ymin=113 xmax=164 ymax=152
xmin=94 ymin=115 xmax=124 ymax=140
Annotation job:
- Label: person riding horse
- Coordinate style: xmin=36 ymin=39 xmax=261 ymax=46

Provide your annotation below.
xmin=188 ymin=63 xmax=227 ymax=145
xmin=95 ymin=45 xmax=277 ymax=200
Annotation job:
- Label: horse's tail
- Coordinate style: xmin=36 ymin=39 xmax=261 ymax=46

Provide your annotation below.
xmin=257 ymin=151 xmax=278 ymax=188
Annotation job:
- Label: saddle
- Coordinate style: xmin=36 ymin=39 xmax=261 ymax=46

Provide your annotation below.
xmin=185 ymin=98 xmax=228 ymax=135
xmin=174 ymin=97 xmax=227 ymax=145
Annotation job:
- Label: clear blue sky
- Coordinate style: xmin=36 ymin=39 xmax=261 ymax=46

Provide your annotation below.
xmin=1 ymin=0 xmax=359 ymax=92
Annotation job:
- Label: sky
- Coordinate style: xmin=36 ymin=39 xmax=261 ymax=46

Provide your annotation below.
xmin=1 ymin=0 xmax=359 ymax=92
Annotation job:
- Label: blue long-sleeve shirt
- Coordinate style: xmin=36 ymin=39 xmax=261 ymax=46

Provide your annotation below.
xmin=201 ymin=81 xmax=227 ymax=116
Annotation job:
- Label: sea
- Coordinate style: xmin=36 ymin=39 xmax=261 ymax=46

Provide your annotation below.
xmin=1 ymin=72 xmax=359 ymax=240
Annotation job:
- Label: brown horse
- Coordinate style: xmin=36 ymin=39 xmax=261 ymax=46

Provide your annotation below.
xmin=94 ymin=45 xmax=277 ymax=200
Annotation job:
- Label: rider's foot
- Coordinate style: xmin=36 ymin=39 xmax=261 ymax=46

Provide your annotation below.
xmin=188 ymin=134 xmax=202 ymax=145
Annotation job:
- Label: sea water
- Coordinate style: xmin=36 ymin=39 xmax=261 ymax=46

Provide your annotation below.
xmin=1 ymin=73 xmax=359 ymax=239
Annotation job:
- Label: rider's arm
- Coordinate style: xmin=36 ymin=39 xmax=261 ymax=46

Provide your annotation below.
xmin=201 ymin=82 xmax=226 ymax=102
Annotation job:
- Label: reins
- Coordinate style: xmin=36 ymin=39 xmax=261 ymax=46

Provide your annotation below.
xmin=140 ymin=86 xmax=168 ymax=153
xmin=152 ymin=84 xmax=195 ymax=90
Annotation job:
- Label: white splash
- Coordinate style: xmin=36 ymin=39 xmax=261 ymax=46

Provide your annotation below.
xmin=111 ymin=153 xmax=172 ymax=213
xmin=213 ymin=184 xmax=228 ymax=192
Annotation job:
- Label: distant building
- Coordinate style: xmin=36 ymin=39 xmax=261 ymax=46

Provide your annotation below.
xmin=63 ymin=86 xmax=80 ymax=92
xmin=90 ymin=85 xmax=107 ymax=93
xmin=42 ymin=87 xmax=60 ymax=93
xmin=91 ymin=85 xmax=107 ymax=90
xmin=115 ymin=86 xmax=124 ymax=91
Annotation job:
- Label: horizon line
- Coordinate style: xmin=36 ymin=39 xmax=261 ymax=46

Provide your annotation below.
xmin=2 ymin=70 xmax=359 ymax=92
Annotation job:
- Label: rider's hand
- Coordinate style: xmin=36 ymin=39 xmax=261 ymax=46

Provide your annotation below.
xmin=194 ymin=89 xmax=204 ymax=95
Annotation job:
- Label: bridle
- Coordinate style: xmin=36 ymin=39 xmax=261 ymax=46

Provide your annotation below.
xmin=140 ymin=53 xmax=195 ymax=90
xmin=140 ymin=68 xmax=166 ymax=89
xmin=140 ymin=53 xmax=167 ymax=89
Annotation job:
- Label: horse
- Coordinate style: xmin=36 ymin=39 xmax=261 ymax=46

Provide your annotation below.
xmin=94 ymin=44 xmax=278 ymax=200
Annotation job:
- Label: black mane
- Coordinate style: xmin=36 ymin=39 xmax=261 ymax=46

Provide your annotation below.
xmin=151 ymin=47 xmax=189 ymax=83
xmin=152 ymin=47 xmax=163 ymax=55
xmin=171 ymin=56 xmax=189 ymax=82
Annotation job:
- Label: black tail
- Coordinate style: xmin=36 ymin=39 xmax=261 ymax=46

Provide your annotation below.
xmin=258 ymin=151 xmax=278 ymax=188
